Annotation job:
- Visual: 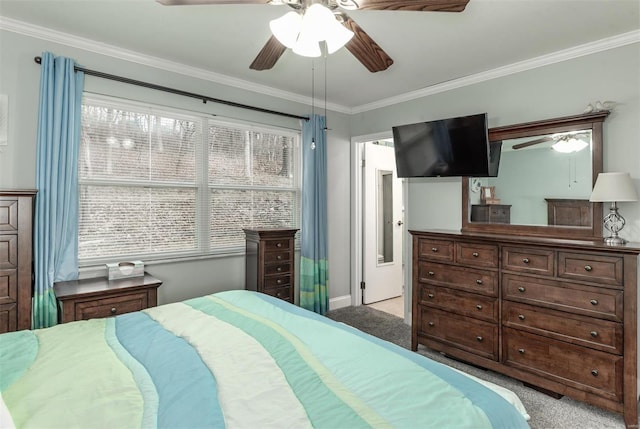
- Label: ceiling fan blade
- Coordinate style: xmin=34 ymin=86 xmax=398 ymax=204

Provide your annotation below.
xmin=156 ymin=0 xmax=269 ymax=5
xmin=341 ymin=0 xmax=469 ymax=12
xmin=250 ymin=36 xmax=287 ymax=71
xmin=342 ymin=17 xmax=394 ymax=73
xmin=512 ymin=136 xmax=554 ymax=150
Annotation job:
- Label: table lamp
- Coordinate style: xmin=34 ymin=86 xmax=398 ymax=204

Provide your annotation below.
xmin=589 ymin=172 xmax=638 ymax=245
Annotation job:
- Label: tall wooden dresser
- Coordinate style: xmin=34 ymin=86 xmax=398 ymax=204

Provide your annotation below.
xmin=243 ymin=228 xmax=298 ymax=303
xmin=0 ymin=190 xmax=36 ymax=332
xmin=410 ymin=230 xmax=639 ymax=428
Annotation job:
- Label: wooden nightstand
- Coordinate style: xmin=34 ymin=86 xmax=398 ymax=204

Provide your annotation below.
xmin=53 ymin=273 xmax=162 ymax=323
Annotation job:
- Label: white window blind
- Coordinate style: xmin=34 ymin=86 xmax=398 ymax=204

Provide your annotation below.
xmin=79 ymin=96 xmax=300 ymax=263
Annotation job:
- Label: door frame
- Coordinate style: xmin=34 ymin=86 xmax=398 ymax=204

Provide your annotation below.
xmin=350 ymin=132 xmax=410 ymax=321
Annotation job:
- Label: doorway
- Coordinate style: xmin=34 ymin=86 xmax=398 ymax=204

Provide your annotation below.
xmin=350 ymin=136 xmax=408 ymax=320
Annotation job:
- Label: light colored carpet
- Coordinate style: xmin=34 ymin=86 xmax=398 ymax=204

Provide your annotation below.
xmin=326 ymin=305 xmax=627 ymax=429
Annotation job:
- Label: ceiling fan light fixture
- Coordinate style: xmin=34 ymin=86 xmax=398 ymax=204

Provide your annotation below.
xmin=269 ymin=11 xmax=302 ymax=49
xmin=325 ymin=19 xmax=354 ymax=54
xmin=552 ymin=137 xmax=588 ymax=153
xmin=292 ymin=26 xmax=322 ymax=57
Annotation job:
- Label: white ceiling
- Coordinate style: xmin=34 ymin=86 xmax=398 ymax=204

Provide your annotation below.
xmin=1 ymin=0 xmax=639 ymax=112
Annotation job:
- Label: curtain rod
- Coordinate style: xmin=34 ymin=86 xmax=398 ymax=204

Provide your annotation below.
xmin=34 ymin=56 xmax=309 ymax=121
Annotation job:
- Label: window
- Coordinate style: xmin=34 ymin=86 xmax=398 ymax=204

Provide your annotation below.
xmin=78 ymin=96 xmax=300 ymax=263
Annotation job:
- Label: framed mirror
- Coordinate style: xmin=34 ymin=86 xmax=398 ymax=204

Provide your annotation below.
xmin=462 ymin=111 xmax=609 ymax=239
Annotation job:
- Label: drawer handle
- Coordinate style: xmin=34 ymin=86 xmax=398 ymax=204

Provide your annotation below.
xmin=584 ymin=265 xmax=592 ymax=272
xmin=428 ymin=271 xmax=435 ymax=276
xmin=591 ymin=370 xmax=599 ymax=377
xmin=590 ymin=299 xmax=599 ymax=306
xmin=476 ymin=336 xmax=483 ymax=342
xmin=518 ymin=348 xmax=525 ymax=354
xmin=428 ymin=322 xmax=435 ymax=327
xmin=276 ymin=242 xmax=282 ymax=248
xmin=277 ymin=255 xmax=282 ymax=260
xmin=472 ymin=252 xmax=479 ymax=257
xmin=475 ymin=279 xmax=483 ymax=285
xmin=476 ymin=304 xmax=483 ymax=310
xmin=110 ymin=307 xmax=117 ymax=314
xmin=517 ymin=286 xmax=526 ymax=293
xmin=590 ymin=331 xmax=599 ymax=338
xmin=522 ymin=258 xmax=530 ymax=264
xmin=277 ymin=267 xmax=282 ymax=272
xmin=276 ymin=291 xmax=283 ymax=298
xmin=518 ymin=314 xmax=525 ymax=321
xmin=431 ymin=247 xmax=438 ymax=253
xmin=277 ymin=279 xmax=282 ymax=284
xmin=427 ymin=293 xmax=435 ymax=299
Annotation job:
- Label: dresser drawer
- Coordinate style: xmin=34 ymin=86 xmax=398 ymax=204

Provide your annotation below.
xmin=74 ymin=292 xmax=148 ymax=320
xmin=558 ymin=252 xmax=623 ymax=288
xmin=418 ymin=307 xmax=498 ymax=360
xmin=264 ymin=239 xmax=291 ymax=251
xmin=503 ymin=247 xmax=554 ymax=276
xmin=0 ymin=269 xmax=17 ymax=304
xmin=503 ymin=301 xmax=623 ymax=354
xmin=503 ymin=273 xmax=623 ymax=321
xmin=455 ymin=242 xmax=498 ymax=268
xmin=264 ymin=251 xmax=290 ymax=264
xmin=419 ymin=284 xmax=498 ymax=322
xmin=264 ymin=262 xmax=291 ymax=276
xmin=418 ymin=261 xmax=497 ymax=296
xmin=262 ymin=286 xmax=292 ymax=302
xmin=504 ymin=328 xmax=623 ymax=401
xmin=417 ymin=238 xmax=454 ymax=262
xmin=264 ymin=274 xmax=291 ymax=289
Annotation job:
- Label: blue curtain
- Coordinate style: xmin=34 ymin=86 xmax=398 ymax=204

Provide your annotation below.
xmin=33 ymin=52 xmax=84 ymax=328
xmin=299 ymin=114 xmax=329 ymax=314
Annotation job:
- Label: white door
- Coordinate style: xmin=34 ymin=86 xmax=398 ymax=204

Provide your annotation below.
xmin=362 ymin=142 xmax=404 ymax=304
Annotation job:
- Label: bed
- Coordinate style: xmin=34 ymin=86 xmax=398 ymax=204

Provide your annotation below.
xmin=0 ymin=290 xmax=530 ymax=428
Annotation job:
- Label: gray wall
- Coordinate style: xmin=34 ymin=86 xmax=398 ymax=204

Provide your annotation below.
xmin=0 ymin=29 xmax=353 ymax=305
xmin=2 ymin=27 xmax=639 ymax=307
xmin=351 ymin=44 xmax=640 ymax=243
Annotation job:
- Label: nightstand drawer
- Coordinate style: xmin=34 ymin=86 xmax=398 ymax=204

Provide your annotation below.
xmin=54 ymin=274 xmax=162 ymax=323
xmin=264 ymin=274 xmax=291 ymax=289
xmin=264 ymin=251 xmax=290 ymax=264
xmin=264 ymin=262 xmax=291 ymax=275
xmin=75 ymin=292 xmax=148 ymax=320
xmin=263 ymin=286 xmax=292 ymax=302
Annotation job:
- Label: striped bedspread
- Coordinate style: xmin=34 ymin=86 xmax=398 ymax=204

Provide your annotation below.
xmin=0 ymin=290 xmax=529 ymax=428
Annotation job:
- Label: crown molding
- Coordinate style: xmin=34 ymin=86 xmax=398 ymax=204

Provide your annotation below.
xmin=0 ymin=16 xmax=352 ymax=115
xmin=1 ymin=16 xmax=637 ymax=116
xmin=351 ymin=30 xmax=640 ymax=114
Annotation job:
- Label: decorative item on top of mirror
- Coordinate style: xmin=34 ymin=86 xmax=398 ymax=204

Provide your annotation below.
xmin=462 ymin=111 xmax=609 ymax=240
xmin=589 ymin=172 xmax=638 ymax=245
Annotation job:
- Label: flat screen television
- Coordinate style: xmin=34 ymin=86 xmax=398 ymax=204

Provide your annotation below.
xmin=392 ymin=113 xmax=497 ymax=178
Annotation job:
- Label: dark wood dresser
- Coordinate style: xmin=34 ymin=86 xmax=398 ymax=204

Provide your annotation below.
xmin=410 ymin=229 xmax=639 ymax=428
xmin=244 ymin=228 xmax=298 ymax=303
xmin=0 ymin=190 xmax=36 ymax=332
xmin=471 ymin=204 xmax=511 ymax=224
xmin=54 ymin=273 xmax=162 ymax=323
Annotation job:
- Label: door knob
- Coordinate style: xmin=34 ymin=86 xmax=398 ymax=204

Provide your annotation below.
xmin=397 ymin=220 xmax=404 ymax=226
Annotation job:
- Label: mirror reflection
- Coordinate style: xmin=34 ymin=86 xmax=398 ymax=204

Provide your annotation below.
xmin=469 ymin=129 xmax=593 ymax=227
xmin=378 ymin=170 xmax=394 ymax=263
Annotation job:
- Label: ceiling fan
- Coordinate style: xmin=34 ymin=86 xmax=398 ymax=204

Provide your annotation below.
xmin=512 ymin=131 xmax=592 ymax=153
xmin=156 ymin=0 xmax=470 ymax=73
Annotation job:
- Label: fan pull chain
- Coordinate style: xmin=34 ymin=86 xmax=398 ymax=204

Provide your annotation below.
xmin=311 ymin=59 xmax=316 ymax=150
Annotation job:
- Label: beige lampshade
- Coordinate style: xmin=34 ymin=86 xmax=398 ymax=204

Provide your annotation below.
xmin=589 ymin=172 xmax=639 ymax=202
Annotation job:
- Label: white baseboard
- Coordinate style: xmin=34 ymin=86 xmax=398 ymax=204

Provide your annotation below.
xmin=329 ymin=295 xmax=352 ymax=311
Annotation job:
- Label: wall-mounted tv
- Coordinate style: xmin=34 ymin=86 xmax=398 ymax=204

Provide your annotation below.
xmin=392 ymin=113 xmax=496 ymax=178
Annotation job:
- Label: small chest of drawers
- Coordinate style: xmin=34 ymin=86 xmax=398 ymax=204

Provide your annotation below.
xmin=244 ymin=228 xmax=298 ymax=303
xmin=470 ymin=204 xmax=511 ymax=224
xmin=53 ymin=273 xmax=162 ymax=323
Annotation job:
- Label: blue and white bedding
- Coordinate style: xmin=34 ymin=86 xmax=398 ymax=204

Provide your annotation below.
xmin=0 ymin=290 xmax=529 ymax=428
